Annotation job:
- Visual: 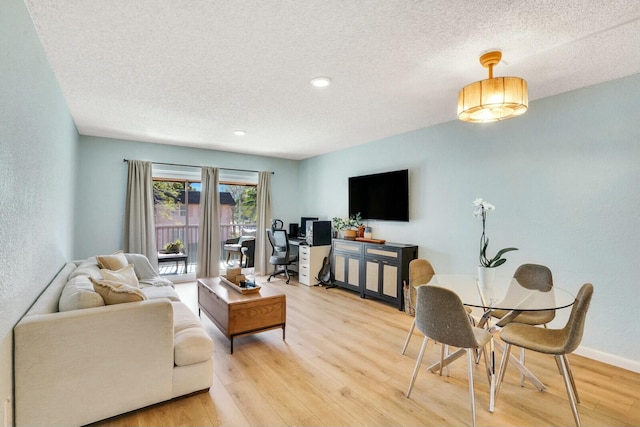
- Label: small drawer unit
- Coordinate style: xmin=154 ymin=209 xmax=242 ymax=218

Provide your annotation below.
xmin=297 ymin=244 xmax=331 ymax=286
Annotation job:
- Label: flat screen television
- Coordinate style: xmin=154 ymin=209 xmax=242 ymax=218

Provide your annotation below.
xmin=349 ymin=169 xmax=409 ymax=221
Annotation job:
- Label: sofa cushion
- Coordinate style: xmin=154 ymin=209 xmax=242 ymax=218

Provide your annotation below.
xmin=140 ymin=286 xmax=181 ymax=301
xmin=90 ymin=277 xmax=147 ymax=305
xmin=174 ymin=328 xmax=214 ymax=366
xmin=172 ymin=302 xmax=203 ymax=333
xmin=59 ymin=275 xmax=105 ymax=312
xmin=171 ymin=302 xmax=213 ymax=366
xmin=68 ymin=259 xmax=102 ymax=280
xmin=100 ymin=264 xmax=140 ymax=288
xmin=96 ymin=251 xmax=129 ymax=271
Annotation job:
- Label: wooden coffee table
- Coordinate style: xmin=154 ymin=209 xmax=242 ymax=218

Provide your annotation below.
xmin=197 ymin=277 xmax=286 ymax=353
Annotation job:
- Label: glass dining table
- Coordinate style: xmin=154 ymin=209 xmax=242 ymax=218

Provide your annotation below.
xmin=423 ymin=274 xmax=576 ymax=412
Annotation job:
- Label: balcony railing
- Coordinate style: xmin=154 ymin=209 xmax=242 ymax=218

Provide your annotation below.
xmin=155 ymin=223 xmax=257 ymax=275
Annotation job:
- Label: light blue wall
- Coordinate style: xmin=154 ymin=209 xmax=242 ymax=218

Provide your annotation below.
xmin=2 ymin=2 xmax=639 ymax=421
xmin=0 ymin=0 xmax=78 ymax=423
xmin=75 ymin=137 xmax=300 ymax=258
xmin=300 ymin=73 xmax=640 ymax=366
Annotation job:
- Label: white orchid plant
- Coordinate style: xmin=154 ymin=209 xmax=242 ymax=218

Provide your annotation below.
xmin=473 ymin=198 xmax=518 ymax=268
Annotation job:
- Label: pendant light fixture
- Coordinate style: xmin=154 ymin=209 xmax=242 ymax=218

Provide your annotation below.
xmin=457 ymin=51 xmax=528 ymax=123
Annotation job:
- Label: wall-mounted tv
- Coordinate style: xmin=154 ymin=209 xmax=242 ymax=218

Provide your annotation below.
xmin=349 ymin=169 xmax=409 ymax=222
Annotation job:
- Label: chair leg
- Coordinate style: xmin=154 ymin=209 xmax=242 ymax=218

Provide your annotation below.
xmin=406 ymin=336 xmax=429 ymax=398
xmin=440 ymin=344 xmax=451 ymax=377
xmin=466 ymin=349 xmax=477 ymax=427
xmin=401 ymin=319 xmax=416 ymax=355
xmin=563 ymin=354 xmax=580 ymax=403
xmin=495 ymin=342 xmax=512 ymax=398
xmin=557 ymin=354 xmax=581 ymax=427
xmin=519 ymin=347 xmax=526 ymax=386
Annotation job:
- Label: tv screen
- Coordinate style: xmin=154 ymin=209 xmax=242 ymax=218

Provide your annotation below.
xmin=349 ymin=169 xmax=409 ymax=221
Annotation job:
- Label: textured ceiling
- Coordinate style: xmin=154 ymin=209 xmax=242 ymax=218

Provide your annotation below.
xmin=24 ymin=1 xmax=640 ymax=160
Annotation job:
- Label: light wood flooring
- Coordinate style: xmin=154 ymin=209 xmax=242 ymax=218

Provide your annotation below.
xmin=92 ymin=276 xmax=640 ymax=426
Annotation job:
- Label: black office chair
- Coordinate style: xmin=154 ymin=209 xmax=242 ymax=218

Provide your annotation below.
xmin=240 ymin=238 xmax=255 ymax=268
xmin=267 ymin=228 xmax=297 ymax=284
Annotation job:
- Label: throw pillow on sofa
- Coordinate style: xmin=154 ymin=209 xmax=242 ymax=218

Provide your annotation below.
xmin=96 ymin=251 xmax=129 ymax=271
xmin=100 ymin=264 xmax=140 ymax=288
xmin=90 ymin=277 xmax=147 ymax=305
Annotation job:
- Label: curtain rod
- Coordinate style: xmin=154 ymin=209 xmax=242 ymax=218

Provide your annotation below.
xmin=122 ymin=159 xmax=274 ymax=175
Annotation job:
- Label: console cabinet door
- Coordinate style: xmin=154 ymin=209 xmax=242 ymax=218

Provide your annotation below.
xmin=364 ymin=260 xmax=400 ymax=298
xmin=332 ymin=240 xmax=362 ymax=294
xmin=364 ymin=246 xmax=402 ymax=303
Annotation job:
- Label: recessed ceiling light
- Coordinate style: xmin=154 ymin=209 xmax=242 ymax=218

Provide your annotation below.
xmin=310 ymin=77 xmax=332 ymax=88
xmin=233 ymin=130 xmax=247 ymax=136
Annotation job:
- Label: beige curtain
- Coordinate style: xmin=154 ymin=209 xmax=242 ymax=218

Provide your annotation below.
xmin=197 ymin=167 xmax=220 ymax=278
xmin=255 ymin=171 xmax=272 ymax=275
xmin=123 ymin=160 xmax=158 ymax=268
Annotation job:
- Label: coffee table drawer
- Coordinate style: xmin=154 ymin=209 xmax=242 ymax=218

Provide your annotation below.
xmin=229 ymin=298 xmax=285 ymax=335
xmin=198 ymin=281 xmax=229 ymax=333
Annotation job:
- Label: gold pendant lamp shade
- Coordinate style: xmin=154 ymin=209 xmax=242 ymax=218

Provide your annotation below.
xmin=457 ymin=51 xmax=528 ymax=123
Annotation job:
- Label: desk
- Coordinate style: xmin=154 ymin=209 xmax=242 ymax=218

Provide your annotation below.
xmin=157 ymin=252 xmax=188 ymax=273
xmin=424 ymin=274 xmax=575 ymax=412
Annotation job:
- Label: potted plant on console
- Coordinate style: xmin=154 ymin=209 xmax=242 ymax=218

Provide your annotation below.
xmin=332 ymin=213 xmax=362 ymax=239
xmin=473 ymin=198 xmax=518 ymax=289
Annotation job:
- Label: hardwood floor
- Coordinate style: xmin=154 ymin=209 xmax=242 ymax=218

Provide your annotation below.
xmin=93 ymin=277 xmax=640 ymax=426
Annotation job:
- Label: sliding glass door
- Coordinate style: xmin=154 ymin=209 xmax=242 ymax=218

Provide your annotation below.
xmin=152 ymin=165 xmax=260 ymax=277
xmin=153 ymin=179 xmax=200 ymax=276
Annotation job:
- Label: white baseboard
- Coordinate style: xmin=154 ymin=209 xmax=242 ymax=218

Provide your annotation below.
xmin=574 ymin=345 xmax=640 ymax=373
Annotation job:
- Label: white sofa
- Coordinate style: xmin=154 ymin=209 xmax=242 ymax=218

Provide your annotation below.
xmin=14 ymin=253 xmax=214 ymax=427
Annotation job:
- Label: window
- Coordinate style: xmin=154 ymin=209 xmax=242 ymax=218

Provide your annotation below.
xmin=152 ymin=165 xmax=259 ymax=275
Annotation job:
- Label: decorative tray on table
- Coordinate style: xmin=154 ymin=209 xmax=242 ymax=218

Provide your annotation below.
xmin=220 ymin=275 xmax=261 ymax=294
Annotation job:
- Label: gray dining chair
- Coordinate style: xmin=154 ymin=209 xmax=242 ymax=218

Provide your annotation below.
xmin=491 ymin=263 xmax=556 ymax=383
xmin=402 ymin=259 xmax=474 ymax=356
xmin=406 ymin=285 xmax=492 ymax=427
xmin=495 ymin=283 xmax=594 ymax=427
xmin=401 ymin=259 xmax=436 ymax=354
xmin=491 ymin=263 xmax=556 ymax=325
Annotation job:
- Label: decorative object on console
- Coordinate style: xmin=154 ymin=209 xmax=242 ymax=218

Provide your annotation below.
xmin=473 ymin=198 xmax=518 ymax=290
xmin=355 ymin=237 xmax=386 ymax=244
xmin=364 ymin=226 xmax=372 ymax=239
xmin=458 ymin=50 xmax=528 ymax=123
xmin=332 ymin=212 xmax=362 ymax=239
